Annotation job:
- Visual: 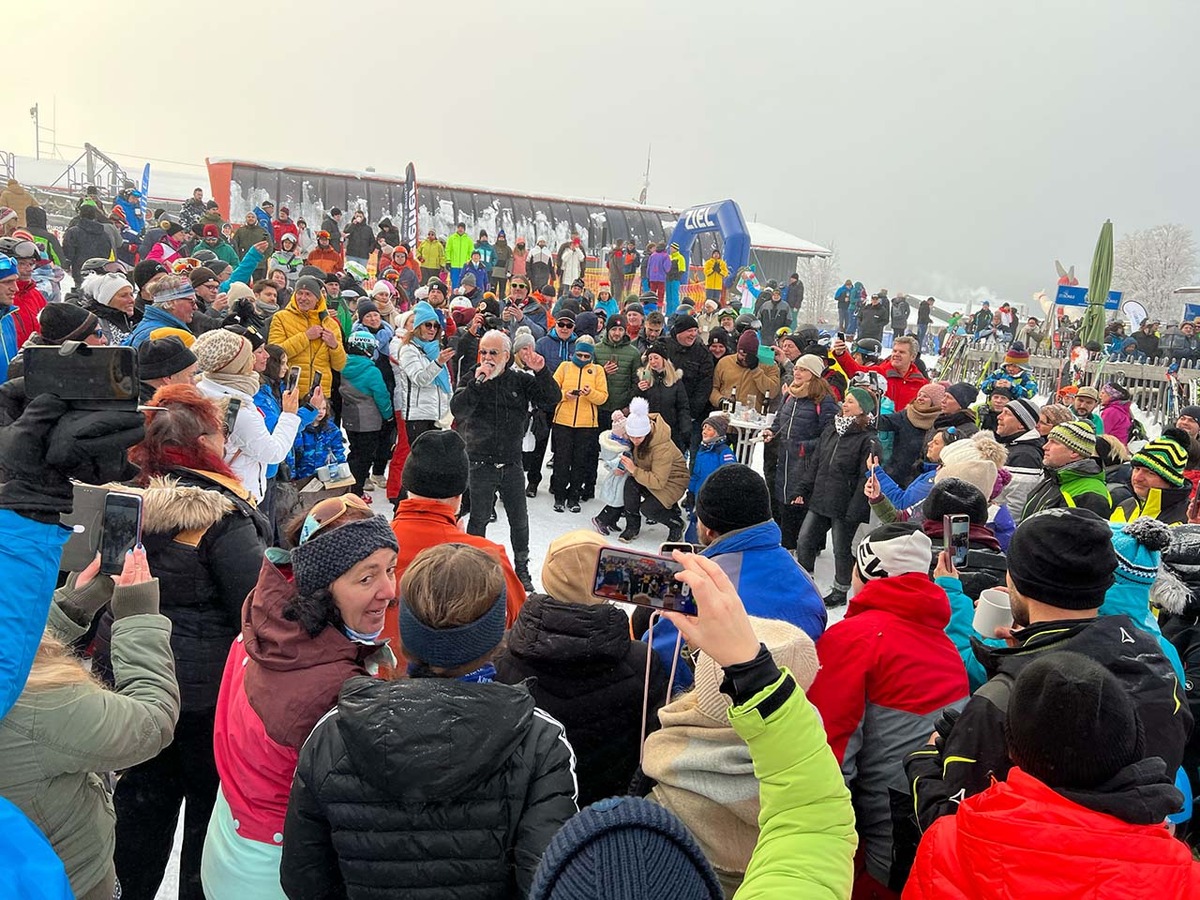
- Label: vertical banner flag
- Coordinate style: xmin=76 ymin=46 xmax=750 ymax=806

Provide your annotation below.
xmin=404 ymin=162 xmax=418 ymax=250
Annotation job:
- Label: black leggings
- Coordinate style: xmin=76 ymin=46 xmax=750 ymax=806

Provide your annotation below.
xmin=550 ymin=425 xmax=599 ymax=503
xmin=347 ymin=428 xmax=381 ymax=494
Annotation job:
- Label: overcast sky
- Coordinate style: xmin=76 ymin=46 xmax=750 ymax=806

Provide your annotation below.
xmin=6 ymin=0 xmax=1198 ymax=304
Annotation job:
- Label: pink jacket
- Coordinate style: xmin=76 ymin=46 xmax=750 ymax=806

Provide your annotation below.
xmin=1100 ymin=400 xmax=1133 ymax=444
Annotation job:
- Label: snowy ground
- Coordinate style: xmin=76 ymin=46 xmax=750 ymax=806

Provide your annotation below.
xmin=153 ymin=451 xmax=839 ymax=898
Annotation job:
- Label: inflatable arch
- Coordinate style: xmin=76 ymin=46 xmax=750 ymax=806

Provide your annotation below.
xmin=667 ymin=199 xmax=751 ymax=273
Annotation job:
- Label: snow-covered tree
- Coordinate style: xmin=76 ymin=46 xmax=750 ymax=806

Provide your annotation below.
xmin=1112 ymin=224 xmax=1197 ymax=322
xmin=796 ymin=244 xmax=840 ymax=325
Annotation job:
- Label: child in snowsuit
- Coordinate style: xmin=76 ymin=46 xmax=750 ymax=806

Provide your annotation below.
xmin=980 ymin=343 xmax=1037 ymax=399
xmin=685 ymin=414 xmax=737 ymax=542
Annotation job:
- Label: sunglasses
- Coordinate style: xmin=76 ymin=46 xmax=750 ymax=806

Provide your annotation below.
xmin=511 ymin=283 xmax=529 ymax=290
xmin=557 ymin=322 xmax=574 ymax=329
xmin=299 ymin=494 xmax=373 ymax=544
xmin=479 ymin=348 xmax=505 ymax=357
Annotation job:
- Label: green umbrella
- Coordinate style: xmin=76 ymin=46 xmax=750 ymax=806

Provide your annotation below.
xmin=1079 ymin=219 xmax=1113 ymax=347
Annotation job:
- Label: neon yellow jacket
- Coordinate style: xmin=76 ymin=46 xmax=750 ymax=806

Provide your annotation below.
xmin=445 ymin=232 xmax=475 ymax=268
xmin=416 ymin=237 xmax=446 ymax=270
xmin=729 ymin=669 xmax=857 ymax=898
xmin=704 ymin=258 xmax=729 ymax=291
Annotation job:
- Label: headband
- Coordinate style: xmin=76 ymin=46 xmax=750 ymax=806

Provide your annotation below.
xmin=399 ymin=586 xmax=507 ymax=668
xmin=154 ymin=281 xmax=197 ymax=304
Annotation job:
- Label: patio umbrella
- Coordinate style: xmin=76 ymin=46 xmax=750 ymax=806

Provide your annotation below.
xmin=1079 ymin=219 xmax=1113 ymax=347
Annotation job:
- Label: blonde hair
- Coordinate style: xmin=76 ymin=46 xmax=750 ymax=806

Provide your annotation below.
xmin=400 ymin=544 xmax=503 ymax=629
xmin=21 ymin=630 xmax=102 ymax=694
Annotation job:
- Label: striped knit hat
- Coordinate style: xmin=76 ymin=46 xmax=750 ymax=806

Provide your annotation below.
xmin=1047 ymin=420 xmax=1097 ymax=459
xmin=1131 ymin=428 xmax=1189 ymax=487
xmin=1109 ymin=519 xmax=1173 ymax=585
xmin=1004 ymin=343 xmax=1031 ymax=367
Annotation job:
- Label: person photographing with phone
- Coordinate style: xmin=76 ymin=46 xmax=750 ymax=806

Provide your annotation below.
xmin=268 ymin=274 xmax=347 ymax=399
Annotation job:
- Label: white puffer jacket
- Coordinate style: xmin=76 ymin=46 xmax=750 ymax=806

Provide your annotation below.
xmin=391 ymin=335 xmax=451 ymax=424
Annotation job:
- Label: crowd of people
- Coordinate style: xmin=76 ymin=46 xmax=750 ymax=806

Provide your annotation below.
xmin=2 ymin=185 xmax=1200 ymax=899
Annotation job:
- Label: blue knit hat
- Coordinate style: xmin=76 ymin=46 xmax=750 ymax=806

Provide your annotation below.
xmin=528 ymin=797 xmax=722 ymax=900
xmin=1109 ymin=518 xmax=1172 ymax=585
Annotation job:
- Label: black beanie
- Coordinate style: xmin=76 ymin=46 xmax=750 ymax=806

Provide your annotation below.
xmin=1007 ymin=508 xmax=1117 ymax=609
xmin=946 ymin=382 xmax=977 ymax=410
xmin=670 ymin=314 xmax=699 ymax=336
xmin=38 ymin=302 xmax=99 ymax=343
xmin=924 ymin=477 xmax=988 ymax=526
xmin=1005 ymin=652 xmax=1143 ymax=790
xmin=696 ymin=464 xmax=771 ymax=534
xmin=134 ymin=259 xmax=169 ymax=290
xmin=402 ymin=430 xmax=470 ymax=499
xmin=188 ymin=266 xmax=218 ymax=289
xmin=137 ymin=335 xmax=197 ymax=380
xmin=356 ymin=300 xmax=379 ymax=322
xmin=647 ymin=339 xmax=672 ymax=361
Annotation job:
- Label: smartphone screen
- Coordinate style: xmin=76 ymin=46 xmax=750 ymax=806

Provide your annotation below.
xmin=285 ymin=365 xmax=302 ymax=393
xmin=100 ymin=492 xmax=143 ymax=576
xmin=24 ymin=346 xmax=138 ymax=403
xmin=836 ymin=331 xmax=846 ymax=342
xmin=943 ymin=514 xmax=970 ymax=567
xmin=592 ymin=547 xmax=697 ymax=616
xmin=659 ymin=542 xmax=699 ymax=555
xmin=223 ymin=397 xmax=241 ymax=437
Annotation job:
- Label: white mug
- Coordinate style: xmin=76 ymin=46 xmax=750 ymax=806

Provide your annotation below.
xmin=973 ymin=587 xmax=1012 ymax=637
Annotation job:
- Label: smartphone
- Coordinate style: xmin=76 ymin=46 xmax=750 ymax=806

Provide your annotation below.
xmin=836 ymin=331 xmax=846 ymax=342
xmin=660 ymin=541 xmax=699 ymax=555
xmin=99 ymin=492 xmax=143 ymax=576
xmin=284 ymin=365 xmax=302 ymax=393
xmin=24 ymin=345 xmax=138 ymax=404
xmin=223 ymin=397 xmax=241 ymax=436
xmin=943 ymin=514 xmax=970 ymax=567
xmin=592 ymin=547 xmax=697 ymax=616
xmin=303 ymin=370 xmax=323 ymax=405
xmin=60 ymin=484 xmax=110 ymax=572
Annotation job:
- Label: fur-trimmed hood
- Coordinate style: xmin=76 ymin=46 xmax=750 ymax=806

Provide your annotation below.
xmin=135 ymin=469 xmax=252 ymax=534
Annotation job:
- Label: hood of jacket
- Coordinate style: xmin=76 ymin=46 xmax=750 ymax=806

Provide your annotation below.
xmin=1053 ymin=457 xmax=1105 ymax=481
xmin=335 ymin=675 xmax=536 ymax=797
xmin=701 ymin=519 xmax=786 ymax=558
xmin=971 ymin=614 xmax=1136 ymax=680
xmin=25 ymin=206 xmax=47 ymax=229
xmin=505 ymin=595 xmax=637 ymax=668
xmin=845 ymin=571 xmax=951 ymax=630
xmin=140 ymin=472 xmax=241 ymax=534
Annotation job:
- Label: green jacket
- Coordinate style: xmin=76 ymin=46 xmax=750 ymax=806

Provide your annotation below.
xmin=201 ymin=238 xmax=240 ymax=267
xmin=445 ymin=232 xmax=475 ymax=268
xmin=593 ymin=334 xmax=642 ymax=412
xmin=729 ymin=670 xmax=857 ymax=899
xmin=329 ymin=298 xmax=355 ymax=340
xmin=0 ymin=578 xmax=179 ymax=899
xmin=1021 ymin=457 xmax=1112 ymax=520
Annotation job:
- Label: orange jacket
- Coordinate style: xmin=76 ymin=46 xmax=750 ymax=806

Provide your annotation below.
xmin=305 ymin=246 xmax=343 ymax=274
xmin=382 ymin=497 xmax=526 ymax=672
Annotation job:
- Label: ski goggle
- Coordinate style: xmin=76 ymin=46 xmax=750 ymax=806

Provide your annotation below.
xmin=3 ymin=239 xmax=39 ymax=260
xmin=299 ymin=494 xmax=373 ymax=545
xmin=172 ymin=258 xmax=202 ymax=275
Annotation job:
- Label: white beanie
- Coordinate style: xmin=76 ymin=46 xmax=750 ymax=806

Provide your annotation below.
xmin=795 ymin=354 xmax=826 ymax=379
xmin=626 ymin=397 xmax=651 ymax=438
xmin=83 ymin=271 xmax=131 ymax=308
xmin=855 ymin=523 xmax=933 ymax=581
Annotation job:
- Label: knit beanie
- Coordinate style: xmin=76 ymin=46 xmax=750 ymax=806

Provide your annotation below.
xmin=133 ymin=259 xmax=169 ymax=290
xmin=511 ymin=325 xmax=537 ymax=356
xmin=1101 ymin=381 xmax=1131 ymax=402
xmin=1003 ymin=343 xmax=1031 ymax=367
xmin=291 ymin=516 xmax=398 ymax=597
xmin=1110 ymin=518 xmax=1173 ymax=586
xmin=736 ymin=330 xmax=758 ymax=355
xmin=625 ymin=397 xmax=651 ymax=438
xmin=82 ymin=272 xmax=132 ymax=308
xmin=294 ymin=274 xmax=325 ymax=299
xmin=355 ymin=300 xmax=379 ymax=321
xmin=1179 ymin=405 xmax=1200 ymax=423
xmin=646 ymin=339 xmax=671 ymax=362
xmin=1005 ymin=652 xmax=1143 ymax=790
xmin=1007 ymin=508 xmax=1117 ymax=609
xmin=137 ymin=336 xmax=196 ymax=380
xmin=700 ymin=414 xmax=729 ymax=439
xmin=696 ymin=464 xmax=772 ymax=534
xmin=795 ymin=354 xmax=825 ymax=378
xmin=187 ymin=266 xmax=218 ymax=289
xmin=1006 ymin=397 xmax=1041 ymax=432
xmin=1131 ymin=429 xmax=1189 ymax=487
xmin=541 ymin=530 xmax=607 ymax=605
xmin=192 ymin=328 xmax=253 ymax=375
xmin=847 ymin=386 xmax=876 ymax=416
xmin=855 ymin=523 xmax=933 ymax=581
xmin=924 ymin=478 xmax=988 ymax=525
xmin=670 ymin=314 xmax=699 ymax=336
xmin=402 ymin=429 xmax=469 ymax=499
xmin=946 ymin=382 xmax=978 ymax=410
xmin=689 ymin=616 xmax=819 ymax=723
xmin=224 ymin=323 xmax=264 ymax=351
xmin=1047 ymin=420 xmax=1097 ymax=459
xmin=575 ymin=311 xmax=599 ymax=338
xmin=935 ymin=458 xmax=999 ymax=504
xmin=37 ymin=302 xmax=99 ymax=343
xmin=916 ymin=382 xmax=946 ymax=408
xmin=226 ymin=282 xmax=255 ymax=305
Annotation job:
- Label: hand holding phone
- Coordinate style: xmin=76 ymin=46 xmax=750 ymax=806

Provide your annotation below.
xmin=100 ymin=492 xmax=143 ymax=576
xmin=592 ymin=547 xmax=697 ymax=615
xmin=661 ymin=551 xmax=761 ymax=666
xmin=943 ymin=514 xmax=970 ymax=567
xmin=285 ymin=365 xmax=302 ymax=394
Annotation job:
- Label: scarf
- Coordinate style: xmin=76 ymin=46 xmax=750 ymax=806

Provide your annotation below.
xmin=254 ymin=299 xmax=279 ymax=317
xmin=412 ymin=336 xmax=452 ymax=394
xmin=905 ymin=397 xmax=941 ymax=430
xmin=834 ymin=415 xmax=857 ymax=436
xmin=206 ymin=370 xmax=261 ymax=397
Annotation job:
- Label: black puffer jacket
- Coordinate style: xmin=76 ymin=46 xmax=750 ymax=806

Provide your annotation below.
xmin=281 ymin=675 xmax=579 ymax=900
xmin=343 ymin=220 xmax=376 ymax=258
xmin=1156 ymin=524 xmax=1200 ymax=805
xmin=93 ymin=468 xmax=267 ymax=710
xmin=62 ymin=217 xmax=116 ymax=280
xmin=796 ymin=419 xmax=881 ymax=523
xmin=451 ymin=363 xmax=561 ymax=464
xmin=635 ymin=365 xmax=691 ymax=448
xmin=664 ymin=334 xmax=714 ymax=424
xmin=494 ymin=595 xmax=669 ymax=807
xmin=773 ymin=391 xmax=836 ymax=503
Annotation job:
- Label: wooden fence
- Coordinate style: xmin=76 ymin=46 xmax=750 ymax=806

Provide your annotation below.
xmin=936 ymin=349 xmax=1200 ymax=425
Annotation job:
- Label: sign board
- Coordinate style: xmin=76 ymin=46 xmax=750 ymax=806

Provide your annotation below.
xmin=1185 ymin=303 xmax=1200 ymax=322
xmin=1055 ymin=284 xmax=1121 ymax=311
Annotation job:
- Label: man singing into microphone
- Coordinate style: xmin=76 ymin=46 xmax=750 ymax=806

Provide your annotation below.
xmin=450 ymin=329 xmax=561 ymax=591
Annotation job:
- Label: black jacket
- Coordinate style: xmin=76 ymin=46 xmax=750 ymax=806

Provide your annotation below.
xmin=93 ymin=469 xmax=267 ymax=710
xmin=281 ymin=674 xmax=578 ymax=900
xmin=451 ymin=364 xmax=562 ymax=463
xmin=773 ymin=391 xmax=836 ymax=503
xmin=320 ymin=214 xmax=342 ymax=251
xmin=62 ymin=218 xmax=116 ymax=280
xmin=757 ymin=299 xmax=791 ymax=339
xmin=857 ymin=302 xmax=889 ymax=340
xmin=635 ymin=368 xmax=691 ymax=447
xmin=343 ymin=221 xmax=376 ymax=258
xmin=906 ymin=614 xmax=1192 ymax=831
xmin=664 ymin=334 xmax=715 ymax=423
xmin=889 ymin=297 xmax=911 ymax=331
xmin=797 ymin=420 xmax=881 ymax=523
xmin=1157 ymin=525 xmax=1200 ymax=801
xmin=878 ymin=409 xmax=936 ymax=487
xmin=998 ymin=429 xmax=1045 ymax=470
xmin=1132 ymin=329 xmax=1160 ymax=359
xmin=931 ymin=409 xmax=978 ymax=436
xmin=494 ymin=595 xmax=669 ymax=807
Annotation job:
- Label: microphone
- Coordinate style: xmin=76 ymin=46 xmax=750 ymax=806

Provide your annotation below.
xmin=475 ymin=367 xmax=489 ymax=384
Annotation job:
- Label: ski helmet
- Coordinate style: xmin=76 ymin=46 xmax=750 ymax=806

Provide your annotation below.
xmin=347 ymin=332 xmax=377 ymax=356
xmin=734 ymin=313 xmax=760 ymax=335
xmin=853 ymin=338 xmax=882 ymax=363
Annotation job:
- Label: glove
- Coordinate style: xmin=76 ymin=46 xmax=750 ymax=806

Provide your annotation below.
xmin=743 ymin=353 xmax=760 ymax=370
xmin=932 ymin=706 xmax=962 ymax=751
xmin=0 ymin=394 xmax=74 ymax=519
xmin=46 ymin=407 xmax=145 ymax=486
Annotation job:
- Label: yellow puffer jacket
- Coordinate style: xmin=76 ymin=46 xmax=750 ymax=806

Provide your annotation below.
xmin=552 ymin=360 xmax=609 ymax=428
xmin=267 ymin=296 xmax=348 ymax=396
xmin=704 ymin=258 xmax=728 ymax=291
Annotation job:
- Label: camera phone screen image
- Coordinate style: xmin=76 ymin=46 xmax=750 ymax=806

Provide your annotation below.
xmin=593 ymin=548 xmax=697 ymax=616
xmin=100 ymin=493 xmax=142 ymax=576
xmin=944 ymin=514 xmax=970 ymax=567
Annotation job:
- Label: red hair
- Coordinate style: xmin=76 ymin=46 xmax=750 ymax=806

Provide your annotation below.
xmin=129 ymin=383 xmax=236 ymax=485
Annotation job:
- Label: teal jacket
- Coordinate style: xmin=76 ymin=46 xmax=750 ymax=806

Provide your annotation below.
xmin=728 ymin=670 xmax=857 ymax=898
